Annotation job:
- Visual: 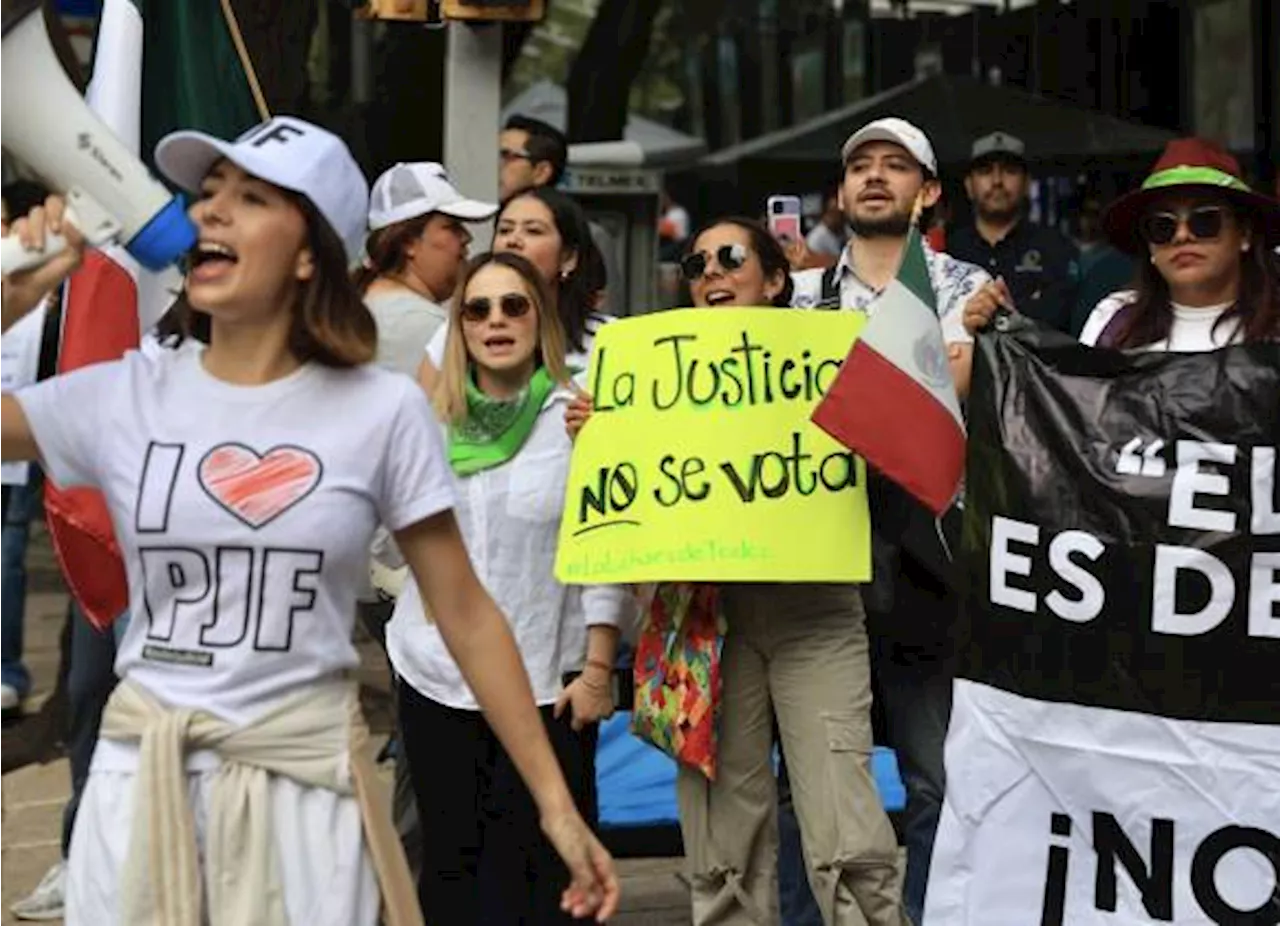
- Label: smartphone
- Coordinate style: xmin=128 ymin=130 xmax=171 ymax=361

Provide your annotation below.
xmin=766 ymin=195 xmax=803 ymax=245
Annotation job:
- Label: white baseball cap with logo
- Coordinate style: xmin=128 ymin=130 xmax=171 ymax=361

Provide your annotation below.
xmin=368 ymin=162 xmax=498 ymax=232
xmin=154 ymin=115 xmax=370 ymax=262
xmin=840 ymin=117 xmax=938 ymax=176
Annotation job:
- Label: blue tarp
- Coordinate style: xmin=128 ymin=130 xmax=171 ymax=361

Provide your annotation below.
xmin=597 ymin=711 xmax=907 ymax=830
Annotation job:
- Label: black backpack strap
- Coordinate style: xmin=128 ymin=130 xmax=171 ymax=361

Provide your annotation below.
xmin=36 ymin=282 xmax=66 ymax=382
xmin=816 ymin=265 xmax=841 ymax=310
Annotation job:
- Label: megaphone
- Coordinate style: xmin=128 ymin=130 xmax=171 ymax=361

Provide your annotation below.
xmin=0 ymin=0 xmax=196 ymax=275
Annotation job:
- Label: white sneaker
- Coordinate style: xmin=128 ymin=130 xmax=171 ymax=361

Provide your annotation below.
xmin=0 ymin=683 xmax=20 ymax=711
xmin=10 ymin=859 xmax=65 ymax=921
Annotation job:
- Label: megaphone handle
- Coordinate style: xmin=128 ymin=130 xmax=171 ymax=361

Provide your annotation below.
xmin=1 ymin=231 xmax=72 ymax=276
xmin=0 ymin=195 xmax=118 ymax=276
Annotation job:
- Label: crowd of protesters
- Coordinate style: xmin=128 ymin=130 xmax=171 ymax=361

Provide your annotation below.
xmin=1 ymin=97 xmax=1276 ymax=926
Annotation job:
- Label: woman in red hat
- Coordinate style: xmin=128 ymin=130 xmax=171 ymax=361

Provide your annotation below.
xmin=965 ymin=137 xmax=1280 ymax=348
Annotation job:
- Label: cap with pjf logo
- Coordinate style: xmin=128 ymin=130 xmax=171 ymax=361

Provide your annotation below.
xmin=155 ymin=116 xmax=370 ymax=261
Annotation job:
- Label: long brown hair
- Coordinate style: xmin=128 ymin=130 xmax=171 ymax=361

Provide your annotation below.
xmin=498 ymin=188 xmax=604 ymax=353
xmin=434 ymin=251 xmax=568 ymax=424
xmin=351 ymin=214 xmax=432 ymax=295
xmin=157 ymin=195 xmax=377 ymax=367
xmin=1111 ymin=206 xmax=1280 ymax=348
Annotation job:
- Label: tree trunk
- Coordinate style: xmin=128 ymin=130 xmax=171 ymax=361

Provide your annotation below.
xmin=565 ymin=0 xmax=663 ymax=143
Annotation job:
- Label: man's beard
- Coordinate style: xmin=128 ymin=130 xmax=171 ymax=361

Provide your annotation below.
xmin=976 ymin=196 xmax=1020 ymax=225
xmin=849 ymin=210 xmax=912 ymax=239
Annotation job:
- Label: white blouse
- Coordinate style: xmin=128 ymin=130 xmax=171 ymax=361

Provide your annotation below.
xmin=385 ymin=382 xmax=635 ymax=710
xmin=1079 ymin=291 xmax=1241 ymax=352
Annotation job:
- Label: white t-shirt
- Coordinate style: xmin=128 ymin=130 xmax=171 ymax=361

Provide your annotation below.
xmin=365 ymin=286 xmax=449 ymax=379
xmin=386 ymin=382 xmax=634 ymax=711
xmin=425 ymin=311 xmax=612 ymax=373
xmin=1 ymin=299 xmax=47 ymax=486
xmin=15 ymin=345 xmax=455 ymax=740
xmin=1078 ymin=291 xmax=1242 ymax=351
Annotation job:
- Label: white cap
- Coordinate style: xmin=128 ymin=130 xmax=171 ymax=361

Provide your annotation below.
xmin=154 ymin=116 xmax=369 ymax=261
xmin=840 ymin=117 xmax=938 ymax=176
xmin=368 ymin=162 xmax=498 ymax=231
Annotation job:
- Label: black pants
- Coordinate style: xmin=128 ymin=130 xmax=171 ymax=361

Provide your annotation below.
xmin=398 ymin=683 xmax=599 ymax=925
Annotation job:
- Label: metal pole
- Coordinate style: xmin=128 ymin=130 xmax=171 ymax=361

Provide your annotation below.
xmin=443 ymin=20 xmax=502 ymax=252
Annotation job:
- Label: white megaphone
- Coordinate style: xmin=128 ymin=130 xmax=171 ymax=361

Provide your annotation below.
xmin=0 ymin=0 xmax=196 ymax=275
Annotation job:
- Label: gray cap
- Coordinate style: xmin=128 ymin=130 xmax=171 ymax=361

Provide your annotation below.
xmin=970 ymin=131 xmax=1026 ymax=163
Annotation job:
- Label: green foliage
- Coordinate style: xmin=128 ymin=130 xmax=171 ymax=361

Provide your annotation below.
xmin=505 ymin=0 xmax=685 ymax=123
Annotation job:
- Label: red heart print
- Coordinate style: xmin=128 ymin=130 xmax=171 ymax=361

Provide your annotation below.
xmin=198 ymin=443 xmax=322 ymax=529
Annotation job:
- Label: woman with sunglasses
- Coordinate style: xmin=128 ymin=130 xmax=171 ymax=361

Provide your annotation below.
xmin=569 ymin=218 xmax=906 ymax=926
xmin=420 ymin=186 xmax=609 ymax=391
xmin=0 ymin=118 xmax=617 ymax=925
xmin=965 ymin=138 xmax=1280 ymax=348
xmin=386 ymin=251 xmax=632 ymax=924
xmin=1079 ymin=138 xmax=1280 ymax=349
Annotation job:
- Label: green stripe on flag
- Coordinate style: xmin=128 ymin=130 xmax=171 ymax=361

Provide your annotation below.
xmin=132 ymin=1 xmax=263 ymax=169
xmin=898 ymin=226 xmax=937 ymax=314
xmin=139 ymin=1 xmax=262 ymax=160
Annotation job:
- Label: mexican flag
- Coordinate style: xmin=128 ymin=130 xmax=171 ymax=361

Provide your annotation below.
xmin=810 ymin=225 xmax=966 ymax=516
xmin=45 ymin=0 xmax=266 ymax=630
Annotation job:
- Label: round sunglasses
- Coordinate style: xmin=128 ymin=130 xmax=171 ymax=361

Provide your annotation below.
xmin=1139 ymin=205 xmax=1226 ymax=246
xmin=460 ymin=292 xmax=532 ymax=323
xmin=680 ymin=243 xmax=749 ymax=281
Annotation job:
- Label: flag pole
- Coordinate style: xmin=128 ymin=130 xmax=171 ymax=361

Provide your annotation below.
xmin=890 ymin=189 xmax=927 ymax=279
xmin=218 ymin=0 xmax=271 ymax=120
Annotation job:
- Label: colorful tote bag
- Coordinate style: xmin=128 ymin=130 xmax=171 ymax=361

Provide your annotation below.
xmin=630 ymin=582 xmax=726 ymax=780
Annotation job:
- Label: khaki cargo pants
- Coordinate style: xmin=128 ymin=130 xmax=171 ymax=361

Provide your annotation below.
xmin=676 ymin=583 xmax=906 ymax=926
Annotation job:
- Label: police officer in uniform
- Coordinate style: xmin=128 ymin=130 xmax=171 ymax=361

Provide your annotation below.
xmin=948 ymin=131 xmax=1079 ymax=332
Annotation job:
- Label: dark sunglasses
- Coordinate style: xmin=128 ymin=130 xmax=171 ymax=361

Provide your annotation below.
xmin=680 ymin=243 xmax=749 ymax=281
xmin=460 ymin=292 xmax=532 ymax=323
xmin=1139 ymin=206 xmax=1226 ymax=246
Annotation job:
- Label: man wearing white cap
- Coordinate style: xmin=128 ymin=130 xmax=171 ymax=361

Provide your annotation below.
xmin=356 ymin=162 xmax=498 ymax=380
xmin=786 ymin=117 xmax=989 ymax=926
xmin=792 ymin=117 xmax=988 ymax=396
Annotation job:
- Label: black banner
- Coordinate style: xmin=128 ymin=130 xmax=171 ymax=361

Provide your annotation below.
xmin=959 ymin=317 xmax=1280 ymax=724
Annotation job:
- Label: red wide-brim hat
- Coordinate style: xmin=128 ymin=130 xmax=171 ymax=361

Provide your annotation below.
xmin=1102 ymin=137 xmax=1280 ymax=254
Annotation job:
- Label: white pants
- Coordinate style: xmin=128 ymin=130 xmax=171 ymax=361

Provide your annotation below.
xmin=66 ymin=765 xmax=379 ymax=926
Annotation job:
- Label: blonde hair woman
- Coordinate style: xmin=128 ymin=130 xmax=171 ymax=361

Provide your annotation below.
xmin=387 ymin=251 xmax=632 ymax=924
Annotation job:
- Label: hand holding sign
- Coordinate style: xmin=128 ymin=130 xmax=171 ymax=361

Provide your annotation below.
xmin=555 ymin=308 xmax=872 ymax=584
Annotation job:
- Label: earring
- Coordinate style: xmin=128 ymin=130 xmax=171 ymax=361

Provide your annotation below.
xmin=560 ymin=269 xmax=570 ymax=281
xmin=1242 ymin=242 xmax=1251 ymax=252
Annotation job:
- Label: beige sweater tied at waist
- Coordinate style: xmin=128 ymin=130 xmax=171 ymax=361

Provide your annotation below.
xmin=99 ymin=678 xmax=423 ymax=926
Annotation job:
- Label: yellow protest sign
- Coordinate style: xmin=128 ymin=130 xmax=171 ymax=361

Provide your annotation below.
xmin=555 ymin=308 xmax=871 ymax=584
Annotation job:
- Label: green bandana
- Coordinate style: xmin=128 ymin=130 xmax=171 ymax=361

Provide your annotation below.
xmin=448 ymin=367 xmax=556 ymax=476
